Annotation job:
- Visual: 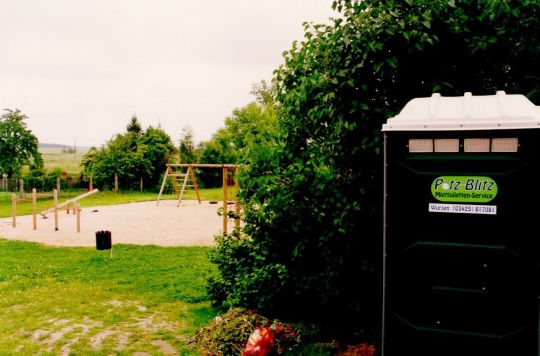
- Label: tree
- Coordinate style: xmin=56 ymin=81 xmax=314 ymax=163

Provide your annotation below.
xmin=250 ymin=80 xmax=274 ymax=107
xmin=198 ymin=83 xmax=278 ymax=186
xmin=200 ymin=80 xmax=277 ymax=165
xmin=81 ymin=118 xmax=177 ymax=189
xmin=126 ymin=115 xmax=143 ymax=136
xmin=0 ymin=109 xmax=43 ymax=176
xmin=140 ymin=126 xmax=178 ymax=187
xmin=179 ymin=126 xmax=197 ymax=164
xmin=208 ymin=0 xmax=540 ymax=334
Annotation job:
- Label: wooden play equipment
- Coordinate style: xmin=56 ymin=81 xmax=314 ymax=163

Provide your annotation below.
xmin=11 ymin=188 xmax=98 ymax=233
xmin=156 ymin=164 xmax=201 ymax=206
xmin=10 ymin=189 xmax=38 ymax=229
xmin=156 ymin=163 xmax=241 ymax=235
xmin=41 ymin=189 xmax=99 ymax=217
xmin=43 ymin=188 xmax=98 ymax=232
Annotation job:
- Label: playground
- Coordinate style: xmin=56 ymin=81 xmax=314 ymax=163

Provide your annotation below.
xmin=0 ymin=199 xmax=221 ymax=247
xmin=0 ymin=163 xmax=242 ymax=247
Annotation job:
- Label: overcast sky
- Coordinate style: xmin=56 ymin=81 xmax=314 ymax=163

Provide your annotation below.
xmin=0 ymin=0 xmax=335 ymax=147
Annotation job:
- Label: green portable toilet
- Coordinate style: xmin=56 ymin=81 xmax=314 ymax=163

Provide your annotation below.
xmin=382 ymin=92 xmax=540 ymax=356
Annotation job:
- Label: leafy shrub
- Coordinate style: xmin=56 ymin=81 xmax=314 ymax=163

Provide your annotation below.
xmin=198 ymin=82 xmax=278 ymax=188
xmin=22 ymin=168 xmax=63 ymax=192
xmin=209 ymin=0 xmax=540 ymax=338
xmin=208 ymin=231 xmax=289 ymax=311
xmin=80 ymin=119 xmax=176 ymax=191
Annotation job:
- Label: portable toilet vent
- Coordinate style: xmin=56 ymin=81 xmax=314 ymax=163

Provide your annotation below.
xmin=382 ymin=92 xmax=540 ymax=356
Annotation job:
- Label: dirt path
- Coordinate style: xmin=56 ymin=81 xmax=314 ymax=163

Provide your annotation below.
xmin=0 ymin=200 xmax=223 ymax=247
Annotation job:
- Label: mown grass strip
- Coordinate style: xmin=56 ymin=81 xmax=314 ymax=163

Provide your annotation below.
xmin=0 ymin=239 xmax=217 ymax=353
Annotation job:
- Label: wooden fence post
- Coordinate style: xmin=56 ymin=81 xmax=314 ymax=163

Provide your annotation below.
xmin=56 ymin=178 xmax=61 ymax=195
xmin=235 ymin=167 xmax=240 ymax=230
xmin=223 ymin=166 xmax=228 ymax=235
xmin=2 ymin=174 xmax=7 ymax=190
xmin=32 ymin=188 xmax=37 ymax=230
xmin=114 ymin=175 xmax=118 ymax=193
xmin=89 ymin=176 xmax=93 ymax=191
xmin=140 ymin=177 xmax=143 ymax=192
xmin=19 ymin=179 xmax=24 ymax=199
xmin=53 ymin=189 xmax=59 ymax=231
xmin=11 ymin=193 xmax=16 ymax=228
xmin=76 ymin=203 xmax=81 ymax=233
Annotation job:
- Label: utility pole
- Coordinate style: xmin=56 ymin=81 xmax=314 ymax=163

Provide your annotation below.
xmin=73 ymin=138 xmax=77 ymax=162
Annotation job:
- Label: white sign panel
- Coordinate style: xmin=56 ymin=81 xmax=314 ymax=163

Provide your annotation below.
xmin=429 ymin=203 xmax=497 ymax=215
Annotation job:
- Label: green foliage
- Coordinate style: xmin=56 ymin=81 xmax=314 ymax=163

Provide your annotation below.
xmin=21 ymin=168 xmax=62 ymax=192
xmin=200 ymin=81 xmax=278 ymax=165
xmin=126 ymin=114 xmax=143 ymax=135
xmin=140 ymin=126 xmax=178 ymax=187
xmin=179 ymin=126 xmax=198 ymax=164
xmin=0 ymin=109 xmax=43 ymax=176
xmin=208 ymin=232 xmax=289 ymax=311
xmin=81 ymin=118 xmax=177 ymax=190
xmin=81 ymin=134 xmax=150 ymax=188
xmin=199 ymin=81 xmax=278 ymax=187
xmin=208 ymin=0 xmax=540 ymax=334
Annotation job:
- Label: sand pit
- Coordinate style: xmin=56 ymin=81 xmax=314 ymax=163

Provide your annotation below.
xmin=0 ymin=200 xmax=223 ymax=247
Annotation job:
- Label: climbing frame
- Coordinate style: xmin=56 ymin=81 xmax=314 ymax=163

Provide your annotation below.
xmin=156 ymin=163 xmax=242 ymax=235
xmin=156 ymin=164 xmax=201 ymax=206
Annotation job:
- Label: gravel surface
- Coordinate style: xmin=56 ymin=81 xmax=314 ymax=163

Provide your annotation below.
xmin=0 ymin=200 xmax=223 ymax=247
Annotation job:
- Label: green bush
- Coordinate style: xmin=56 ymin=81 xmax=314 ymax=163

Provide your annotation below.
xmin=208 ymin=232 xmax=289 ymax=310
xmin=22 ymin=168 xmax=63 ymax=192
xmin=198 ymin=82 xmax=278 ymax=188
xmin=208 ymin=0 xmax=540 ymax=336
xmin=80 ymin=119 xmax=177 ymax=190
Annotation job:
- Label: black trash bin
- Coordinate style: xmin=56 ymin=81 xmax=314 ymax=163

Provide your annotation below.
xmin=96 ymin=230 xmax=112 ymax=250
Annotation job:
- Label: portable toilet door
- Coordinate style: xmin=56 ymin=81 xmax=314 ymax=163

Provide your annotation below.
xmin=381 ymin=92 xmax=540 ymax=356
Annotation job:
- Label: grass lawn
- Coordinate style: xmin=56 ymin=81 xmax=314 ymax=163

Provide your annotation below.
xmin=0 ymin=185 xmax=234 ymax=353
xmin=0 ymin=188 xmax=226 ymax=218
xmin=0 ymin=239 xmax=217 ymax=354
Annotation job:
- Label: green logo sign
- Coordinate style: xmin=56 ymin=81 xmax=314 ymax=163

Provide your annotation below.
xmin=431 ymin=176 xmax=498 ymax=203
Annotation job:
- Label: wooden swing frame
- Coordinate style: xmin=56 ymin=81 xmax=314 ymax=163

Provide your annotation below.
xmin=156 ymin=163 xmax=241 ymax=235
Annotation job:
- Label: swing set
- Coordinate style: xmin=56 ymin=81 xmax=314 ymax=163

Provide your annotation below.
xmin=156 ymin=163 xmax=241 ymax=235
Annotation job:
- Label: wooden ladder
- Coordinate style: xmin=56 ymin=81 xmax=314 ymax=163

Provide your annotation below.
xmin=156 ymin=164 xmax=201 ymax=206
xmin=176 ymin=165 xmax=201 ymax=206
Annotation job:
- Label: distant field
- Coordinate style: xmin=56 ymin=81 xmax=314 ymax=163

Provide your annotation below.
xmin=39 ymin=147 xmax=90 ymax=174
